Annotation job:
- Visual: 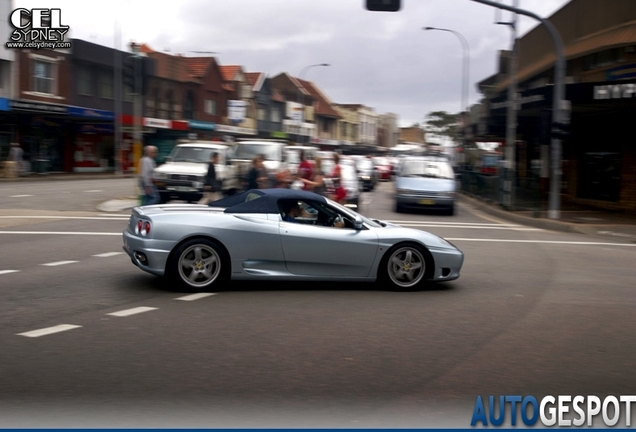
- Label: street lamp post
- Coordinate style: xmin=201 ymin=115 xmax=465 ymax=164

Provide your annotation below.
xmin=297 ymin=63 xmax=330 ymax=144
xmin=423 ymin=27 xmax=470 ymax=158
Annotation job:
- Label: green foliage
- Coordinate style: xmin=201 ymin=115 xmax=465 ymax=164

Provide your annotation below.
xmin=425 ymin=111 xmax=461 ymax=144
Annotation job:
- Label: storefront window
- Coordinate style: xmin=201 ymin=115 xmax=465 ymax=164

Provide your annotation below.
xmin=78 ymin=65 xmax=93 ymax=96
xmin=98 ymin=69 xmax=114 ymax=99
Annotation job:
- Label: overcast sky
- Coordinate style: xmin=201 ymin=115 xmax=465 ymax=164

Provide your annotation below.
xmin=14 ymin=0 xmax=571 ymax=127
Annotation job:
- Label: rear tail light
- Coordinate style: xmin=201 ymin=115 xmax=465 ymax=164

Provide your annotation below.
xmin=135 ymin=220 xmax=151 ymax=236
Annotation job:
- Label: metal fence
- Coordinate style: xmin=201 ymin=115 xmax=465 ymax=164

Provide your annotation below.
xmin=458 ymin=167 xmax=545 ymax=213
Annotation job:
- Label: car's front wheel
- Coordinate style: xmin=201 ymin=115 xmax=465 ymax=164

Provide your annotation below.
xmin=169 ymin=238 xmax=228 ymax=291
xmin=379 ymin=243 xmax=429 ymax=290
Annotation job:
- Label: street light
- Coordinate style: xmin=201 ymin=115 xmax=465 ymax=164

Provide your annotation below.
xmin=297 ymin=63 xmax=330 ymax=144
xmin=422 ymin=27 xmax=470 ymax=155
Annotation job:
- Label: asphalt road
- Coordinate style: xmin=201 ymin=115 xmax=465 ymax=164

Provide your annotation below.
xmin=0 ymin=179 xmax=635 ymax=427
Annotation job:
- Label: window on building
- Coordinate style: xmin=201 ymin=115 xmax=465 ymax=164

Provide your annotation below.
xmin=124 ymin=82 xmax=133 ymax=103
xmin=270 ymin=107 xmax=280 ymax=123
xmin=205 ymin=99 xmax=217 ymax=115
xmin=166 ymin=90 xmax=174 ymax=119
xmin=77 ymin=64 xmax=92 ymax=96
xmin=184 ymin=90 xmax=195 ymax=119
xmin=33 ymin=60 xmax=54 ymax=94
xmin=322 ymin=120 xmax=329 ymax=133
xmin=257 ymin=105 xmax=267 ymax=121
xmin=98 ymin=69 xmax=114 ymax=99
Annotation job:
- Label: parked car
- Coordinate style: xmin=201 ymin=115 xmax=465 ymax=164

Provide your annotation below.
xmin=122 ymin=188 xmax=464 ymax=291
xmin=231 ymin=139 xmax=288 ymax=190
xmin=394 ymin=156 xmax=457 ymax=215
xmin=372 ymin=156 xmax=393 ymax=181
xmin=153 ymin=141 xmax=238 ymax=203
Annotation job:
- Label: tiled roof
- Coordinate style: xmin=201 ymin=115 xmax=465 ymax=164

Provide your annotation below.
xmin=138 ymin=44 xmax=198 ymax=83
xmin=271 ymin=88 xmax=286 ymax=103
xmin=183 ymin=57 xmax=214 ymax=78
xmin=297 ymin=78 xmax=341 ymax=118
xmin=219 ymin=65 xmax=241 ymax=81
xmin=245 ymin=72 xmax=261 ymax=87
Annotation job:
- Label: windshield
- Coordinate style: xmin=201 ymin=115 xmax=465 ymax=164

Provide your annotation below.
xmin=169 ymin=146 xmax=225 ymax=164
xmin=400 ymin=160 xmax=454 ymax=179
xmin=234 ymin=143 xmax=281 ymax=161
xmin=326 ymin=198 xmax=381 ymax=228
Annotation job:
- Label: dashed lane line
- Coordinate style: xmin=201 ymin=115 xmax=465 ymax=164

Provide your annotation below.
xmin=17 ymin=324 xmax=82 ymax=338
xmin=8 ymin=194 xmax=33 ymax=198
xmin=92 ymin=252 xmax=124 ymax=258
xmin=175 ymin=293 xmax=217 ymax=301
xmin=107 ymin=307 xmax=158 ymax=317
xmin=0 ymin=231 xmax=121 ymax=235
xmin=41 ymin=260 xmax=79 ymax=267
xmin=0 ymin=216 xmax=129 ymax=221
xmin=0 ymin=270 xmax=20 ymax=275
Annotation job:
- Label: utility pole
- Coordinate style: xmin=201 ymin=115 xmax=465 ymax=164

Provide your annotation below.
xmin=497 ymin=0 xmax=518 ymax=210
xmin=113 ymin=19 xmax=122 ymax=176
xmin=131 ymin=42 xmax=144 ymax=174
xmin=471 ymin=0 xmax=566 ymax=219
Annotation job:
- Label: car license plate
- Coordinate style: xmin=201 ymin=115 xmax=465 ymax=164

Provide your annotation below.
xmin=419 ymin=199 xmax=435 ymax=205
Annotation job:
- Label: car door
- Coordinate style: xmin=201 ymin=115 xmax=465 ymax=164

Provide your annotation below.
xmin=279 ymin=221 xmax=379 ymax=277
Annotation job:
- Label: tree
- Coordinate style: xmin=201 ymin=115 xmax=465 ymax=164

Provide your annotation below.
xmin=424 ymin=111 xmax=461 ymax=146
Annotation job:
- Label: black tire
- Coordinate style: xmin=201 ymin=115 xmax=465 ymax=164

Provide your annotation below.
xmin=167 ymin=238 xmax=229 ymax=292
xmin=447 ymin=204 xmax=455 ymax=216
xmin=378 ymin=243 xmax=430 ymax=291
xmin=158 ymin=193 xmax=170 ymax=204
xmin=394 ymin=202 xmax=403 ymax=213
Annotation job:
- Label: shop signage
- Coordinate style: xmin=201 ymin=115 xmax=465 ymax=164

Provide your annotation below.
xmin=189 ymin=120 xmax=216 ymax=131
xmin=77 ymin=124 xmax=114 ymax=134
xmin=143 ymin=117 xmax=172 ymax=129
xmin=68 ymin=106 xmax=114 ymax=120
xmin=593 ymin=83 xmax=636 ymax=100
xmin=270 ymin=131 xmax=288 ymax=139
xmin=216 ymin=124 xmax=257 ymax=135
xmin=228 ymin=100 xmax=246 ymax=123
xmin=9 ymin=99 xmax=67 ymax=114
xmin=0 ymin=97 xmax=9 ymax=111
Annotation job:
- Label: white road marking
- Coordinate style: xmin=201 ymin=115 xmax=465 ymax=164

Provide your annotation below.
xmin=84 ymin=190 xmax=103 ymax=193
xmin=42 ymin=260 xmax=79 ymax=267
xmin=17 ymin=324 xmax=82 ymax=338
xmin=8 ymin=194 xmax=33 ymax=198
xmin=0 ymin=216 xmax=129 ymax=221
xmin=0 ymin=231 xmax=121 ymax=236
xmin=401 ymin=224 xmax=542 ymax=231
xmin=107 ymin=307 xmax=158 ymax=317
xmin=446 ymin=238 xmax=636 ymax=247
xmin=92 ymin=252 xmax=124 ymax=258
xmin=175 ymin=293 xmax=217 ymax=301
xmin=97 ymin=213 xmax=133 ymax=217
xmin=0 ymin=270 xmax=20 ymax=275
xmin=388 ymin=220 xmax=519 ymax=226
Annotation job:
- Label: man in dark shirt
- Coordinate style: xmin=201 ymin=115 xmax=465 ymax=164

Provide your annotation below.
xmin=200 ymin=152 xmax=220 ymax=204
xmin=281 ymin=200 xmax=301 ymax=223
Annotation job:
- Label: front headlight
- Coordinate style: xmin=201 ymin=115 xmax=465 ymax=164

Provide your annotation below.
xmin=154 ymin=172 xmax=167 ymax=180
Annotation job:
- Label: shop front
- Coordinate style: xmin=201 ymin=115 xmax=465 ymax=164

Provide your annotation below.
xmin=68 ymin=106 xmax=116 ymax=173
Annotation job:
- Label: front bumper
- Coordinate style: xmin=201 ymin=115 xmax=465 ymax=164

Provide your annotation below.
xmin=429 ymin=247 xmax=464 ymax=281
xmin=396 ymin=194 xmax=455 ymax=210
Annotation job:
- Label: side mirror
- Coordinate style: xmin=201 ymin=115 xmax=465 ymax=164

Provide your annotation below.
xmin=354 ymin=215 xmax=364 ymax=230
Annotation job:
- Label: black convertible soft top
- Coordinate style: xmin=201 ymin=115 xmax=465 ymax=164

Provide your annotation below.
xmin=209 ymin=188 xmax=328 ymax=214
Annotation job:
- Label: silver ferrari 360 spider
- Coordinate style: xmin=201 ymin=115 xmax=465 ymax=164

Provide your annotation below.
xmin=122 ymin=188 xmax=464 ymax=291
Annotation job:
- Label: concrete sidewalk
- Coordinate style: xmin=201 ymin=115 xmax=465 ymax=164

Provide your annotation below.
xmin=460 ymin=194 xmax=636 ymax=242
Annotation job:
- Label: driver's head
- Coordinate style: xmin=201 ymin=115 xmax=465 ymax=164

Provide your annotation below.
xmin=282 ymin=200 xmax=300 ymax=217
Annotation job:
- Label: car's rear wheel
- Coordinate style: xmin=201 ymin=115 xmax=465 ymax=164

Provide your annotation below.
xmin=380 ymin=244 xmax=429 ymax=290
xmin=169 ymin=238 xmax=228 ymax=291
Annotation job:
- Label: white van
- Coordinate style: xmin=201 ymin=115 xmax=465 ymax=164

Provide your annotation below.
xmin=153 ymin=141 xmax=238 ymax=203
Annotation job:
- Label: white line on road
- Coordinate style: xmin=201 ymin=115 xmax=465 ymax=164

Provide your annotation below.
xmin=92 ymin=252 xmax=124 ymax=258
xmin=0 ymin=231 xmax=121 ymax=236
xmin=388 ymin=220 xmax=520 ymax=227
xmin=8 ymin=194 xmax=33 ymax=198
xmin=0 ymin=216 xmax=129 ymax=221
xmin=42 ymin=260 xmax=79 ymax=267
xmin=446 ymin=238 xmax=636 ymax=247
xmin=17 ymin=324 xmax=82 ymax=338
xmin=0 ymin=270 xmax=20 ymax=275
xmin=175 ymin=293 xmax=217 ymax=301
xmin=84 ymin=190 xmax=103 ymax=193
xmin=107 ymin=307 xmax=158 ymax=317
xmin=402 ymin=224 xmax=542 ymax=231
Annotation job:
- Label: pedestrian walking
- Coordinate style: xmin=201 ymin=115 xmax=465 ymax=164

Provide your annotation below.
xmin=8 ymin=142 xmax=24 ymax=177
xmin=200 ymin=152 xmax=221 ymax=204
xmin=139 ymin=145 xmax=159 ymax=205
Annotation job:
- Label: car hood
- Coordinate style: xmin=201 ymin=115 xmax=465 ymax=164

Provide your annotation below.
xmin=395 ymin=177 xmax=455 ymax=192
xmin=373 ymin=223 xmax=459 ymax=251
xmin=154 ymin=162 xmax=207 ymax=176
